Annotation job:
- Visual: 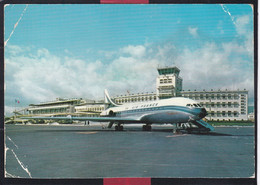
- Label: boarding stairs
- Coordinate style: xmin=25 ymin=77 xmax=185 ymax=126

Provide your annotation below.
xmin=188 ymin=119 xmax=214 ymax=133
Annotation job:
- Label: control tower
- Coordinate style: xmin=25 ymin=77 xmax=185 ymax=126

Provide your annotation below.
xmin=156 ymin=66 xmax=183 ymax=99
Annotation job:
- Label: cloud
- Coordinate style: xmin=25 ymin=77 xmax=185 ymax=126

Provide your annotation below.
xmin=173 ymin=41 xmax=253 ymax=97
xmin=121 ymin=45 xmax=146 ymax=58
xmin=217 ymin=21 xmax=225 ymax=34
xmin=5 ymin=36 xmax=254 ymax=115
xmin=98 ymin=50 xmax=117 ymax=59
xmin=234 ymin=15 xmax=253 ymax=57
xmin=4 ymin=105 xmax=15 ymax=116
xmin=5 ymin=44 xmax=31 ymax=56
xmin=188 ymin=27 xmax=198 ymax=37
xmin=235 ymin=15 xmax=251 ymax=36
xmin=4 ymin=44 xmax=158 ymax=115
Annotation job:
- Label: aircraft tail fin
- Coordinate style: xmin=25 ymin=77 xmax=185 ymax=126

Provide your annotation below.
xmin=104 ymin=89 xmax=119 ymax=107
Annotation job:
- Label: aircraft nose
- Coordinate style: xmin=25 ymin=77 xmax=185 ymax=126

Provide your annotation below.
xmin=199 ymin=108 xmax=207 ymax=118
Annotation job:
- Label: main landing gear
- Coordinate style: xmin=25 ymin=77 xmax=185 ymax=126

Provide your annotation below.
xmin=142 ymin=124 xmax=152 ymax=131
xmin=172 ymin=128 xmax=182 ymax=134
xmin=172 ymin=123 xmax=192 ymax=134
xmin=115 ymin=124 xmax=123 ymax=131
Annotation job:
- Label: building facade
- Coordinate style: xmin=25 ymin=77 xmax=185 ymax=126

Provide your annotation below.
xmin=156 ymin=67 xmax=183 ymax=99
xmin=180 ymin=89 xmax=248 ymax=121
xmin=113 ymin=92 xmax=157 ymax=104
xmin=74 ymin=100 xmax=106 ymax=117
xmin=27 ymin=98 xmax=83 ymax=116
xmin=27 ymin=98 xmax=106 ymax=117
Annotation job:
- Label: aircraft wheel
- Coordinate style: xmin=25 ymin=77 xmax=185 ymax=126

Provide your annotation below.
xmin=115 ymin=125 xmax=123 ymax=131
xmin=176 ymin=129 xmax=182 ymax=134
xmin=142 ymin=125 xmax=151 ymax=131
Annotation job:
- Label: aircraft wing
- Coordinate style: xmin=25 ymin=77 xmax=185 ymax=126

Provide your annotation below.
xmin=21 ymin=116 xmax=141 ymax=123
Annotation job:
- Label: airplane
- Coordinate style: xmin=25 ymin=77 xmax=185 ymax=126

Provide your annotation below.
xmin=21 ymin=90 xmax=214 ymax=133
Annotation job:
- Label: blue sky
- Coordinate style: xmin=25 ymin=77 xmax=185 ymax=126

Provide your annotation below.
xmin=4 ymin=4 xmax=254 ymax=115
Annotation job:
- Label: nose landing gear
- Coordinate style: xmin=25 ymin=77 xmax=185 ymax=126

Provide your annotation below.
xmin=173 ymin=123 xmax=192 ymax=134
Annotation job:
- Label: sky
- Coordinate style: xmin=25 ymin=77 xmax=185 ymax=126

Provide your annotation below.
xmin=4 ymin=4 xmax=254 ymax=115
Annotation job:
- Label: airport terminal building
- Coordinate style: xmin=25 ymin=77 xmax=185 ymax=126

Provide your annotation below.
xmin=181 ymin=89 xmax=248 ymax=121
xmin=27 ymin=98 xmax=83 ymax=116
xmin=27 ymin=98 xmax=105 ymax=117
xmin=113 ymin=89 xmax=248 ymax=121
xmin=113 ymin=67 xmax=183 ymax=103
xmin=22 ymin=66 xmax=249 ymax=121
xmin=112 ymin=67 xmax=249 ymax=121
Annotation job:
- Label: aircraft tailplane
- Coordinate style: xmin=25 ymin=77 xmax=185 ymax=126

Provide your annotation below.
xmin=104 ymin=89 xmax=119 ymax=107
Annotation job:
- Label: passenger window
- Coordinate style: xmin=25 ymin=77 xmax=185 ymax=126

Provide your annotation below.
xmin=186 ymin=104 xmax=191 ymax=107
xmin=193 ymin=104 xmax=198 ymax=107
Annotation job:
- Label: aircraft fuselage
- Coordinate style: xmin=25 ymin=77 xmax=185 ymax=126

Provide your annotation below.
xmin=101 ymin=97 xmax=207 ymax=124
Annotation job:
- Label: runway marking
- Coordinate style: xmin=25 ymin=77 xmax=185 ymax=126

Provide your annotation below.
xmin=77 ymin=132 xmax=98 ymax=134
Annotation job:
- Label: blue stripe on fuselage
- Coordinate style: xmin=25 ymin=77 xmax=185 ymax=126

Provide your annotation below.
xmin=116 ymin=105 xmax=202 ymax=118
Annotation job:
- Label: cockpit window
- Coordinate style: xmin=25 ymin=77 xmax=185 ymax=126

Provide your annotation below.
xmin=187 ymin=103 xmax=202 ymax=108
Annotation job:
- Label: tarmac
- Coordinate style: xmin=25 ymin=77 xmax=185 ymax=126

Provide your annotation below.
xmin=5 ymin=123 xmax=255 ymax=178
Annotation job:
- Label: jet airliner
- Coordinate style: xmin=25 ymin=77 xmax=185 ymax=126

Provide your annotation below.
xmin=22 ymin=90 xmax=214 ymax=133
